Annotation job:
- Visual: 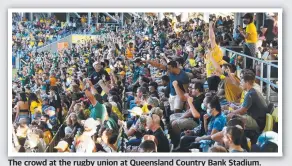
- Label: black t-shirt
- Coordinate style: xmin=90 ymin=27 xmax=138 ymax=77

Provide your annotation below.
xmin=226 ymin=20 xmax=233 ymax=27
xmin=223 ymin=21 xmax=228 ymax=27
xmin=264 ymin=19 xmax=275 ymax=41
xmin=151 ymin=128 xmax=170 ymax=152
xmin=72 ymin=122 xmax=83 ymax=136
xmin=90 ymin=69 xmax=110 ymax=85
xmin=193 ymin=93 xmax=205 ymax=123
xmin=49 ymin=95 xmax=62 ymax=110
xmin=193 ymin=94 xmax=205 ymax=114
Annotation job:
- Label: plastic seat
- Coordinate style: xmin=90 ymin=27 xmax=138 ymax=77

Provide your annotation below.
xmin=247 ymin=137 xmax=251 ymax=150
xmin=272 ymin=107 xmax=278 ymax=123
xmin=263 ymin=113 xmax=274 ymax=132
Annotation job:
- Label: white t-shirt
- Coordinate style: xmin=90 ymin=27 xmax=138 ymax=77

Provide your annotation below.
xmin=75 ymin=135 xmax=95 ymax=153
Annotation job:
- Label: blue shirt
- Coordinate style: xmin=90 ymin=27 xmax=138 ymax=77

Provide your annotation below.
xmin=169 ymin=70 xmax=189 ymax=96
xmin=207 ymin=113 xmax=226 ymax=135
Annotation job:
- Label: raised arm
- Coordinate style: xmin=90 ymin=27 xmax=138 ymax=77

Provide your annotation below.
xmin=209 ymin=21 xmax=216 ymax=49
xmin=142 ymin=60 xmax=167 ymax=70
xmin=172 ymin=80 xmax=187 ymax=101
xmin=227 ymin=72 xmax=241 ymax=86
xmin=84 ymin=79 xmax=97 ymax=106
xmin=109 ymin=71 xmax=118 ymax=86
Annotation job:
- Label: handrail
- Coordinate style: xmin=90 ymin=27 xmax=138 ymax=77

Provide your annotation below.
xmin=221 ymin=46 xmax=279 ymax=103
xmin=221 ymin=47 xmax=278 ymax=68
xmin=222 ymin=46 xmax=243 ymax=49
xmin=255 ymin=76 xmax=278 ymax=88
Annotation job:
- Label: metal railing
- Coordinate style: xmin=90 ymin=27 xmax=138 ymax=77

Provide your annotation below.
xmin=221 ymin=47 xmax=278 ymax=103
xmin=45 ymin=123 xmax=64 ymax=152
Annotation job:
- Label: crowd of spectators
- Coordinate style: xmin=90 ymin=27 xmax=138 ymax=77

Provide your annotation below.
xmin=12 ymin=12 xmax=278 ymax=153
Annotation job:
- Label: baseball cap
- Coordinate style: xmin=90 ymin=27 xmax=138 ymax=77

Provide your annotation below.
xmin=84 ymin=118 xmax=100 ymax=131
xmin=44 ymin=106 xmax=56 ymax=117
xmin=128 ymin=107 xmax=143 ymax=116
xmin=241 ymin=13 xmax=254 ymax=20
xmin=251 ymin=131 xmax=278 ymax=152
xmin=41 ymin=94 xmax=49 ymax=101
xmin=54 ymin=140 xmax=69 ymax=151
xmin=64 ymin=127 xmax=73 ymax=135
xmin=257 ymin=131 xmax=278 ymax=146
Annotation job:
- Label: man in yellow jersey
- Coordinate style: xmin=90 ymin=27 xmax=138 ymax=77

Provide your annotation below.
xmin=240 ymin=13 xmax=258 ymax=69
xmin=205 ymin=21 xmax=224 ymax=79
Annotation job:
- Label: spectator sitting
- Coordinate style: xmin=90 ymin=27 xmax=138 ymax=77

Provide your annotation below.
xmin=211 ymin=116 xmax=250 ymax=152
xmin=174 ymin=94 xmax=213 ymax=151
xmin=96 ymin=128 xmax=118 ymax=153
xmin=128 ymin=87 xmax=147 ymax=110
xmin=179 ymin=96 xmax=226 ymax=152
xmin=146 ymin=113 xmax=170 ymax=152
xmin=223 ymin=125 xmax=247 ymax=152
xmin=120 ymin=115 xmax=147 ymax=147
xmin=227 ymin=71 xmax=268 ymax=132
xmin=148 ymin=82 xmax=160 ymax=99
xmin=170 ymin=81 xmax=205 ymax=147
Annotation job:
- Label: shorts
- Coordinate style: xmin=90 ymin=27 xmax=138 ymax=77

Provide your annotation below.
xmin=170 ymin=113 xmax=184 ymax=124
xmin=242 ymin=114 xmax=259 ymax=131
xmin=17 ymin=114 xmax=30 ymax=125
xmin=170 ymin=113 xmax=198 ymax=130
xmin=169 ymin=94 xmax=184 ymax=111
xmin=186 ymin=72 xmax=195 ymax=79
